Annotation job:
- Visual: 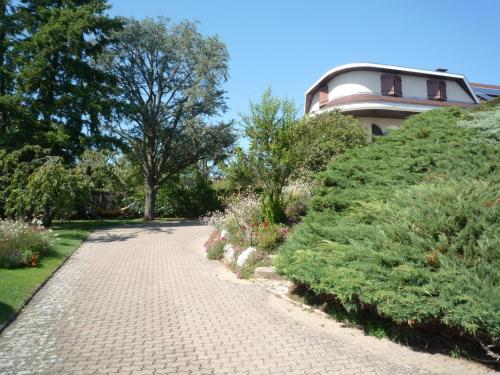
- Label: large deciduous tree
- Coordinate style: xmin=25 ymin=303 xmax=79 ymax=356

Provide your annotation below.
xmin=102 ymin=18 xmax=235 ymax=220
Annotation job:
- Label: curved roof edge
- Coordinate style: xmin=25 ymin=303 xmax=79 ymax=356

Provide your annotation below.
xmin=304 ymin=62 xmax=480 ymax=114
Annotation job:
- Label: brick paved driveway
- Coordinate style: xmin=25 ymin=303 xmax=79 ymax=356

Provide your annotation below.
xmin=0 ymin=222 xmax=493 ymax=374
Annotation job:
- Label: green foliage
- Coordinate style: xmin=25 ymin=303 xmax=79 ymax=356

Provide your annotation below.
xmin=124 ymin=166 xmax=222 ymax=218
xmin=0 ymin=219 xmax=140 ymax=325
xmin=458 ymin=106 xmax=500 ymax=143
xmin=0 ymin=145 xmax=49 ymax=217
xmin=256 ymin=223 xmax=288 ymax=253
xmin=237 ymin=251 xmax=271 ymax=279
xmin=0 ymin=0 xmax=21 ymax=140
xmin=12 ymin=0 xmax=122 ymax=156
xmin=24 ymin=158 xmax=86 ymax=226
xmin=102 ymin=17 xmax=234 ymax=219
xmin=233 ymin=92 xmax=366 ymax=223
xmin=207 ymin=240 xmax=225 ymax=260
xmin=0 ymin=221 xmax=52 ymax=268
xmin=294 ymin=110 xmax=367 ymax=178
xmin=75 ymin=150 xmax=126 ymax=194
xmin=242 ymin=87 xmax=300 ymax=223
xmin=219 ymin=147 xmax=256 ymax=194
xmin=155 ymin=168 xmax=222 ymax=218
xmin=5 ymin=157 xmax=86 ymax=226
xmin=277 ymin=106 xmax=500 ymax=350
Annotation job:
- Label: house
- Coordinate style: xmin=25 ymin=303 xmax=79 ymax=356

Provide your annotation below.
xmin=304 ymin=63 xmax=500 ymax=138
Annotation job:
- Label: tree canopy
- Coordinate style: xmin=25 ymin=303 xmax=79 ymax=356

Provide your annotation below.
xmin=101 ymin=18 xmax=235 ymax=219
xmin=6 ymin=0 xmax=122 ymax=157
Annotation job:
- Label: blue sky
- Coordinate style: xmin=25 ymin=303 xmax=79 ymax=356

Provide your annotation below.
xmin=108 ymin=0 xmax=500 ymax=124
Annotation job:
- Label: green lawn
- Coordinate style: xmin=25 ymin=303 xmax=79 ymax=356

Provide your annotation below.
xmin=0 ymin=219 xmax=141 ymax=327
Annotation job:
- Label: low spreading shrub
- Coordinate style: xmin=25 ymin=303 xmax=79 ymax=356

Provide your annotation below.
xmin=0 ymin=220 xmax=52 ymax=268
xmin=277 ymin=105 xmax=500 ymax=359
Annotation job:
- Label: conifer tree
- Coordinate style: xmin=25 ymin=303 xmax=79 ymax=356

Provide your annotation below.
xmin=14 ymin=0 xmax=122 ymax=158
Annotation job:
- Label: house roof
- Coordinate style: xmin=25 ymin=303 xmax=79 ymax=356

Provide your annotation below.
xmin=470 ymin=82 xmax=500 ymax=101
xmin=305 ymin=62 xmax=480 ymax=113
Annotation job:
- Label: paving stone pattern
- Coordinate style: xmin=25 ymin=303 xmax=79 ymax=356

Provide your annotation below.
xmin=0 ymin=222 xmax=494 ymax=374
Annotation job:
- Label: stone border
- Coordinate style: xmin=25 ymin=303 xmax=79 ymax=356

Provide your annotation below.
xmin=253 ymin=278 xmax=332 ymax=319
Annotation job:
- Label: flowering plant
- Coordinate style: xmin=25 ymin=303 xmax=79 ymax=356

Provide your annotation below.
xmin=0 ymin=220 xmax=52 ymax=268
xmin=203 ymin=193 xmax=263 ymax=247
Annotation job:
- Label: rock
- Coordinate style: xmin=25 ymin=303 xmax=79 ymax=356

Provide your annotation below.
xmin=220 ymin=229 xmax=228 ymax=241
xmin=254 ymin=266 xmax=282 ymax=280
xmin=236 ymin=247 xmax=257 ymax=267
xmin=223 ymin=244 xmax=235 ymax=263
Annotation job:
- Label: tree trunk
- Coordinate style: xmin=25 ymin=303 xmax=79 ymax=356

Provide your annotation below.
xmin=144 ymin=182 xmax=157 ymax=221
xmin=42 ymin=205 xmax=53 ymax=227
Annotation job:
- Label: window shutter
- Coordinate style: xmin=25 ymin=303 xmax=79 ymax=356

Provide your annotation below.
xmin=381 ymin=74 xmax=402 ymax=97
xmin=393 ymin=75 xmax=402 ymax=97
xmin=427 ymin=79 xmax=447 ymax=100
xmin=439 ymin=80 xmax=447 ymax=100
xmin=427 ymin=79 xmax=440 ymax=99
xmin=319 ymin=85 xmax=329 ymax=106
xmin=381 ymin=74 xmax=394 ymax=96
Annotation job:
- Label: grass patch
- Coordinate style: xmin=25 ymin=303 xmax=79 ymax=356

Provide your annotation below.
xmin=0 ymin=219 xmax=140 ymax=327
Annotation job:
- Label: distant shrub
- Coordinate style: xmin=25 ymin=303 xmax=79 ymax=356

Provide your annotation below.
xmin=0 ymin=220 xmax=52 ymax=268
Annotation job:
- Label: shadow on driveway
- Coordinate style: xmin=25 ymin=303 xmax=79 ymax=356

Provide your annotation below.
xmin=86 ymin=220 xmax=204 ymax=243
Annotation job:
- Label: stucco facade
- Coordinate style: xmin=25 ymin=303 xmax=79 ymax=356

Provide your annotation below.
xmin=356 ymin=117 xmax=403 ymax=135
xmin=305 ymin=63 xmax=480 ymax=140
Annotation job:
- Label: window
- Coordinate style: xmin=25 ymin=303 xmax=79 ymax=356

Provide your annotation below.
xmin=371 ymin=124 xmax=384 ymax=137
xmin=381 ymin=74 xmax=402 ymax=97
xmin=427 ymin=79 xmax=447 ymax=101
xmin=319 ymin=85 xmax=329 ymax=106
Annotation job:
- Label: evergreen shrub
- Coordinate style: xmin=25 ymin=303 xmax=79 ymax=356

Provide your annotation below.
xmin=277 ymin=105 xmax=500 ymax=357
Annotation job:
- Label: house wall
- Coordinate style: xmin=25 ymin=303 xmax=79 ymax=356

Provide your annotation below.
xmin=319 ymin=70 xmax=475 ymax=105
xmin=309 ymin=91 xmax=320 ymax=112
xmin=355 ymin=116 xmax=404 ymax=141
xmin=306 ymin=67 xmax=477 ymax=141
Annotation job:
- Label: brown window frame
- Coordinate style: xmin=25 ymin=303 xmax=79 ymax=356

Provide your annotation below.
xmin=319 ymin=85 xmax=329 ymax=107
xmin=381 ymin=74 xmax=402 ymax=97
xmin=427 ymin=79 xmax=447 ymax=101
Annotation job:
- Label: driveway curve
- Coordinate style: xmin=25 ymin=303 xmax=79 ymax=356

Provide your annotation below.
xmin=0 ymin=222 xmax=494 ymax=374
